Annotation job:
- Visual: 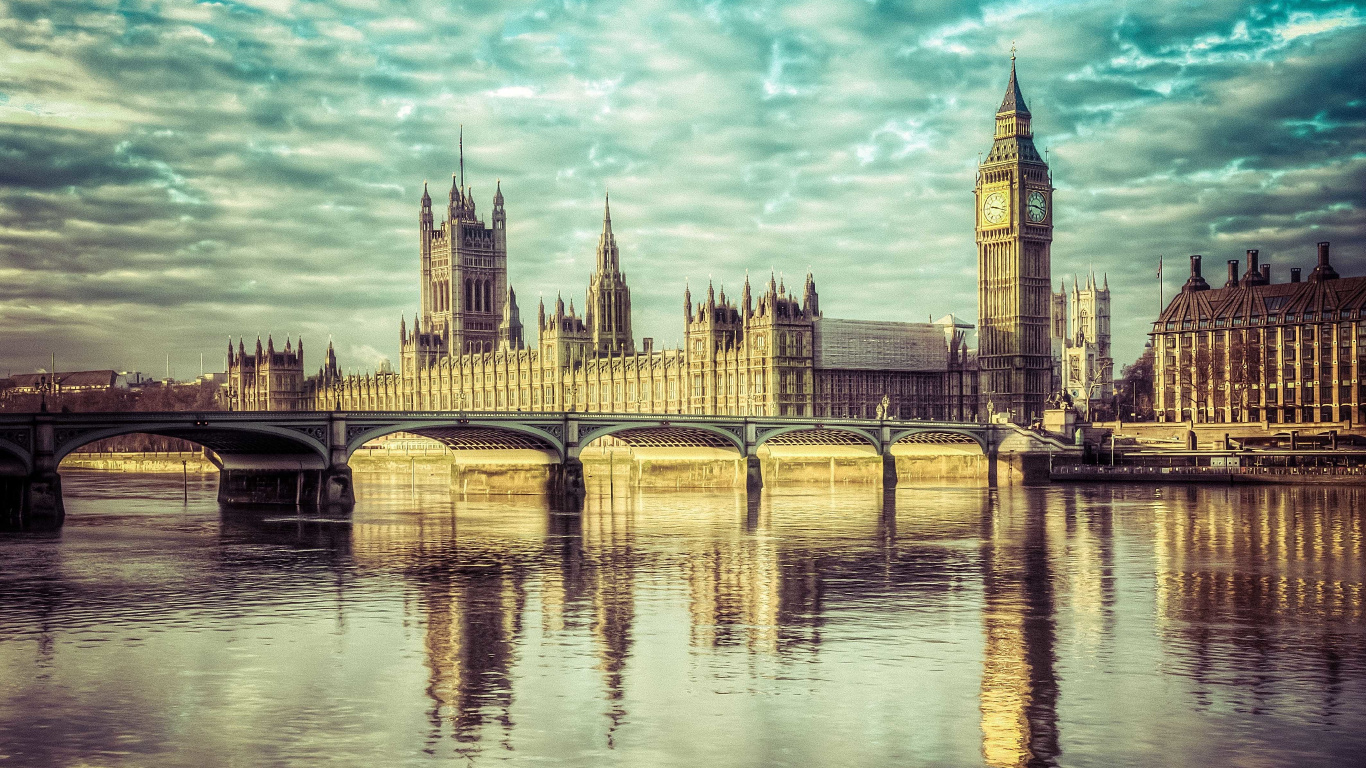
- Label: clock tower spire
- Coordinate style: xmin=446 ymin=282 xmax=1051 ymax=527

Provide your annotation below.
xmin=975 ymin=52 xmax=1054 ymax=425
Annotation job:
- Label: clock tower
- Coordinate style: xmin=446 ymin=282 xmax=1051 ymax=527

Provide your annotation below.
xmin=976 ymin=53 xmax=1053 ymax=425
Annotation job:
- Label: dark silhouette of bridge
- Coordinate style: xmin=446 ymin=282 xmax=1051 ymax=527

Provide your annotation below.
xmin=0 ymin=410 xmax=1064 ymax=529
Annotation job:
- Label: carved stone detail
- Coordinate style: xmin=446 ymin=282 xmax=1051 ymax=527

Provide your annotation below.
xmin=0 ymin=429 xmax=30 ymax=451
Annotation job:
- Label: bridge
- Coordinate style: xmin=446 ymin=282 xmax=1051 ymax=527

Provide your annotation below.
xmin=0 ymin=410 xmax=1068 ymax=529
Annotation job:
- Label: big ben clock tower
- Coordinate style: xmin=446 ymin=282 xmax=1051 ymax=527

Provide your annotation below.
xmin=976 ymin=52 xmax=1053 ymax=425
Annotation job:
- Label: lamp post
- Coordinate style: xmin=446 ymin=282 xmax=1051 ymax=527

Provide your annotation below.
xmin=36 ymin=374 xmax=56 ymax=412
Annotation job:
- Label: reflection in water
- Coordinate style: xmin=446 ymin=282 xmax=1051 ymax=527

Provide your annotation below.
xmin=979 ymin=490 xmax=1059 ymax=768
xmin=2 ymin=473 xmax=1366 ymax=767
xmin=1153 ymin=487 xmax=1365 ymax=717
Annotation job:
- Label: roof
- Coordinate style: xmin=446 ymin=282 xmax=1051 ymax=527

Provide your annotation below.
xmin=997 ymin=60 xmax=1031 ymax=117
xmin=9 ymin=370 xmax=124 ymax=389
xmin=1155 ymin=275 xmax=1366 ymax=330
xmin=813 ymin=318 xmax=950 ymax=372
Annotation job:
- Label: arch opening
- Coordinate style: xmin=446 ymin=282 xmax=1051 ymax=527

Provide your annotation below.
xmin=578 ymin=427 xmax=744 ymax=493
xmin=348 ymin=425 xmax=562 ymax=498
xmin=890 ymin=430 xmax=989 ymax=485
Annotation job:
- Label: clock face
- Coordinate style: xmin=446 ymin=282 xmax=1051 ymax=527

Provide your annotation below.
xmin=1027 ymin=190 xmax=1048 ymax=223
xmin=982 ymin=191 xmax=1007 ymax=225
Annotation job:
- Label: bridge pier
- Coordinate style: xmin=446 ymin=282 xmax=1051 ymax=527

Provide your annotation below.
xmin=745 ymin=454 xmax=763 ymax=492
xmin=556 ymin=455 xmax=586 ymax=500
xmin=881 ymin=451 xmax=898 ymax=489
xmin=2 ymin=418 xmax=64 ymax=531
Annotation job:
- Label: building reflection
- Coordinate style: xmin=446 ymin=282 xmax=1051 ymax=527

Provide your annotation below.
xmin=979 ymin=488 xmax=1060 ymax=768
xmin=683 ymin=491 xmax=822 ymax=655
xmin=1152 ymin=486 xmax=1365 ymax=713
xmin=350 ymin=502 xmax=541 ymax=752
xmin=580 ymin=495 xmax=637 ymax=744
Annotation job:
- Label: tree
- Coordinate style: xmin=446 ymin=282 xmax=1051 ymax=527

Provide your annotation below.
xmin=1117 ymin=344 xmax=1156 ymax=421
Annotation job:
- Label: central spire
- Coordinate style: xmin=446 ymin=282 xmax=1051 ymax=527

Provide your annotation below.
xmin=597 ymin=191 xmax=618 ymax=272
xmin=997 ymin=55 xmax=1030 ymax=117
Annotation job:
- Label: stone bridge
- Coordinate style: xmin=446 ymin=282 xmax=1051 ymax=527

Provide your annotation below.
xmin=0 ymin=410 xmax=1070 ymax=528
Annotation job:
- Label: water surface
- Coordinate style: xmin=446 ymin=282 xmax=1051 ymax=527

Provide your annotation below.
xmin=1 ymin=472 xmax=1363 ymax=766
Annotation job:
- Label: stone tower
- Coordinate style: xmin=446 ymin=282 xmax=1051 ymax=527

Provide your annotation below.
xmin=586 ymin=193 xmax=634 ymax=354
xmin=976 ymin=53 xmax=1053 ymax=424
xmin=418 ymin=131 xmax=508 ymax=355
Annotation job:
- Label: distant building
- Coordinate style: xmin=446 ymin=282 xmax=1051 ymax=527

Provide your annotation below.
xmin=225 ymin=144 xmax=976 ymax=419
xmin=1152 ymin=242 xmax=1359 ymax=425
xmin=1051 ymin=273 xmax=1113 ymax=412
xmin=7 ymin=370 xmax=128 ymax=394
xmin=225 ymin=336 xmax=308 ymax=411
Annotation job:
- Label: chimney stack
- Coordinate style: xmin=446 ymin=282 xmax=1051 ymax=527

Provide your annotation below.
xmin=1182 ymin=255 xmax=1211 ymax=292
xmin=1261 ymin=264 xmax=1271 ymax=283
xmin=1240 ymin=249 xmax=1266 ymax=286
xmin=1225 ymin=259 xmax=1239 ymax=288
xmin=1309 ymin=241 xmax=1339 ymax=281
xmin=1291 ymin=267 xmax=1302 ymax=283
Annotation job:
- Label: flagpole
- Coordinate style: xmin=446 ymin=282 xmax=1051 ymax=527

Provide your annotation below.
xmin=1158 ymin=255 xmax=1164 ymax=315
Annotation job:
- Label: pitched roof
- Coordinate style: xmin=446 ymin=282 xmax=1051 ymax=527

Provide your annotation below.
xmin=1154 ymin=276 xmax=1366 ymax=329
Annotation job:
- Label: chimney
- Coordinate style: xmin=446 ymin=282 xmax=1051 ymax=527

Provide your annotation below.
xmin=1291 ymin=267 xmax=1302 ymax=283
xmin=642 ymin=337 xmax=654 ymax=354
xmin=1260 ymin=264 xmax=1271 ymax=283
xmin=1182 ymin=254 xmax=1211 ymax=292
xmin=1240 ymin=249 xmax=1263 ymax=286
xmin=1309 ymin=241 xmax=1339 ymax=281
xmin=1225 ymin=259 xmax=1239 ymax=288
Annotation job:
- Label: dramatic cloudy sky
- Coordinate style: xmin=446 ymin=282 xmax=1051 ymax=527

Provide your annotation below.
xmin=1 ymin=0 xmax=1363 ymax=377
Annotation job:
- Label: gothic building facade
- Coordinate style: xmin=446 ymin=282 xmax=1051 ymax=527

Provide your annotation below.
xmin=227 ymin=145 xmax=977 ymax=420
xmin=976 ymin=55 xmax=1054 ymax=425
xmin=1050 ymin=273 xmax=1113 ymax=412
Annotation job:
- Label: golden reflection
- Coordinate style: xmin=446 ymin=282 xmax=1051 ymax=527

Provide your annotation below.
xmin=1152 ymin=487 xmax=1365 ymax=701
xmin=581 ymin=494 xmax=637 ymax=744
xmin=684 ymin=492 xmax=782 ymax=653
xmin=979 ymin=488 xmax=1060 ymax=768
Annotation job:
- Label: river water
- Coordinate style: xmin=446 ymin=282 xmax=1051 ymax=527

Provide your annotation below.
xmin=1 ymin=471 xmax=1363 ymax=767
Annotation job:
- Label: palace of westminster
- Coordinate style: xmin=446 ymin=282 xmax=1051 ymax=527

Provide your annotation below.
xmin=224 ymin=59 xmax=1119 ymax=423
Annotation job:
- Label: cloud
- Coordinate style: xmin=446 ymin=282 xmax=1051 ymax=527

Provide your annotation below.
xmin=0 ymin=0 xmax=1362 ymax=377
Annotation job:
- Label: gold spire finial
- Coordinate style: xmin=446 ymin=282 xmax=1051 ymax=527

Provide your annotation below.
xmin=1011 ymin=41 xmax=1016 ymax=61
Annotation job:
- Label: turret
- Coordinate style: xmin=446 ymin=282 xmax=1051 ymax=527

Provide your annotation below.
xmin=537 ymin=296 xmax=546 ymax=331
xmin=802 ymin=272 xmax=819 ymax=317
xmin=741 ymin=273 xmax=752 ymax=317
xmin=684 ymin=282 xmax=692 ymax=318
xmin=492 ymin=180 xmax=506 ymax=246
xmin=499 ymin=286 xmax=524 ymax=350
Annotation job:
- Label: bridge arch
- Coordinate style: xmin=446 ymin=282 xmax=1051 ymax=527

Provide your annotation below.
xmin=890 ymin=428 xmax=989 ymax=453
xmin=755 ymin=425 xmax=881 ymax=451
xmin=0 ymin=436 xmax=29 ymax=475
xmin=575 ymin=422 xmax=744 ymax=455
xmin=53 ymin=422 xmax=330 ymax=466
xmin=344 ymin=420 xmax=564 ymax=459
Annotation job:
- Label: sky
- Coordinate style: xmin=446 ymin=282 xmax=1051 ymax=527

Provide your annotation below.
xmin=1 ymin=0 xmax=1363 ymax=378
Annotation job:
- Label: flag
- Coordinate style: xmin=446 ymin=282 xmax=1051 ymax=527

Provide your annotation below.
xmin=1157 ymin=256 xmax=1162 ymax=280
